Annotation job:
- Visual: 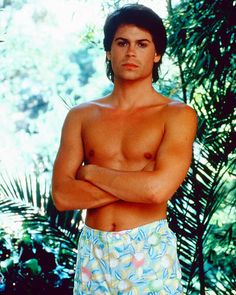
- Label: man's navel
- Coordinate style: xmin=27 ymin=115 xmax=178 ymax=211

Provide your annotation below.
xmin=88 ymin=149 xmax=95 ymax=157
xmin=111 ymin=223 xmax=116 ymax=231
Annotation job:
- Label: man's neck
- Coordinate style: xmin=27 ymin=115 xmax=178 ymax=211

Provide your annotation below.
xmin=110 ymin=78 xmax=157 ymax=110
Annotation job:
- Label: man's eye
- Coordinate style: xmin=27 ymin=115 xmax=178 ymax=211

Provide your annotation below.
xmin=117 ymin=41 xmax=128 ymax=47
xmin=138 ymin=42 xmax=148 ymax=48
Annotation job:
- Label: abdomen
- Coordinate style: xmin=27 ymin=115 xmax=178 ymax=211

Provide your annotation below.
xmin=85 ymin=200 xmax=167 ymax=231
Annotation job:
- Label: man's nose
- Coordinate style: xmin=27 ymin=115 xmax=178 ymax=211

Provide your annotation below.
xmin=126 ymin=44 xmax=136 ymax=56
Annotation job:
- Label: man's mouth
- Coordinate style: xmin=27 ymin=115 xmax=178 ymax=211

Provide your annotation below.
xmin=122 ymin=63 xmax=138 ymax=68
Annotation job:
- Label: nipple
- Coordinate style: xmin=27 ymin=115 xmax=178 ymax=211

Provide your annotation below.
xmin=144 ymin=152 xmax=153 ymax=160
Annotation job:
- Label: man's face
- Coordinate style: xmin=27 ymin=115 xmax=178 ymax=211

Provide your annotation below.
xmin=107 ymin=24 xmax=160 ymax=82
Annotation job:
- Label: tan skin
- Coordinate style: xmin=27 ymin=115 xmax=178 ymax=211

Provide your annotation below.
xmin=52 ymin=25 xmax=198 ymax=231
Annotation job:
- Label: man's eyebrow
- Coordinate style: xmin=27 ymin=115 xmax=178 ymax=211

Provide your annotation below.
xmin=114 ymin=37 xmax=151 ymax=42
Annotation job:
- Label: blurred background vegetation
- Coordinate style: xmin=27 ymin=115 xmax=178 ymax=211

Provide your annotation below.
xmin=0 ymin=0 xmax=235 ymax=294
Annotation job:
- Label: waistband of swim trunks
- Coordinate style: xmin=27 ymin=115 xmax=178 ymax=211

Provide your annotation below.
xmin=82 ymin=219 xmax=169 ymax=239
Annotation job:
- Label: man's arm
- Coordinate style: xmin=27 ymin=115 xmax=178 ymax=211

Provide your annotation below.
xmin=78 ymin=104 xmax=198 ymax=204
xmin=52 ymin=106 xmax=119 ymax=211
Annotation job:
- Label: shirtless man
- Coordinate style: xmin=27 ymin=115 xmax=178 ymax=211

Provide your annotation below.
xmin=52 ymin=4 xmax=197 ymax=294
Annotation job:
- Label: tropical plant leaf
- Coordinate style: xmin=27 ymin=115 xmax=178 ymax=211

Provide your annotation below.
xmin=166 ymin=0 xmax=235 ymax=293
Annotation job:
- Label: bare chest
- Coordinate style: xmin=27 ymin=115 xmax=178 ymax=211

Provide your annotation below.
xmin=81 ymin=107 xmax=165 ymax=167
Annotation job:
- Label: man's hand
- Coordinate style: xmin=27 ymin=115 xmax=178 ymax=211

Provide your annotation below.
xmin=76 ymin=164 xmax=96 ymax=181
xmin=77 ymin=161 xmax=155 ymax=181
xmin=76 ymin=165 xmax=87 ymax=180
xmin=75 ymin=161 xmax=156 ymax=205
xmin=142 ymin=161 xmax=155 ymax=172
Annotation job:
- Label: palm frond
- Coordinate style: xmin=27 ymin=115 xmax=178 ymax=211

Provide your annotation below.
xmin=167 ymin=0 xmax=235 ymax=293
xmin=0 ymin=173 xmax=82 ymax=244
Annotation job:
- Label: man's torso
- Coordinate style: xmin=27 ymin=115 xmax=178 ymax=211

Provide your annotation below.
xmin=79 ymin=96 xmax=176 ymax=231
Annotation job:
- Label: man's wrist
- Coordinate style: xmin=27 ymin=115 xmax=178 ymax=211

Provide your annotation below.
xmin=84 ymin=164 xmax=97 ymax=182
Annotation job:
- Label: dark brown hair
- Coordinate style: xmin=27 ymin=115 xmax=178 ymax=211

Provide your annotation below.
xmin=103 ymin=4 xmax=167 ymax=83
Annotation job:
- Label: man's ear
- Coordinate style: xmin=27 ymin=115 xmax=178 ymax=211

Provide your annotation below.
xmin=106 ymin=51 xmax=111 ymax=60
xmin=154 ymin=53 xmax=161 ymax=63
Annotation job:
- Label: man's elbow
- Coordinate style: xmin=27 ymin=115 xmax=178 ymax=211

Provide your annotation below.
xmin=147 ymin=186 xmax=171 ymax=204
xmin=52 ymin=188 xmax=68 ymax=212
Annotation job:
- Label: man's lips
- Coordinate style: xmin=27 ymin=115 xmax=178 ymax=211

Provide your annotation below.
xmin=122 ymin=63 xmax=139 ymax=68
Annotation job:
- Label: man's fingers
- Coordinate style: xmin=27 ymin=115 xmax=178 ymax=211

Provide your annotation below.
xmin=142 ymin=161 xmax=155 ymax=171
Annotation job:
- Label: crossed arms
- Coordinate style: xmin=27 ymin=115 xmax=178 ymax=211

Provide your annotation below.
xmin=52 ymin=104 xmax=197 ymax=211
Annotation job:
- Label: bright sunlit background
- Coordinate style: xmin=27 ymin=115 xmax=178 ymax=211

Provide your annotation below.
xmin=0 ymin=0 xmax=180 ymax=178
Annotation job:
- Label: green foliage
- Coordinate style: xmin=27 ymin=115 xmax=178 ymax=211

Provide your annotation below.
xmin=0 ymin=0 xmax=106 ymax=176
xmin=166 ymin=0 xmax=236 ymax=293
xmin=0 ymin=229 xmax=73 ymax=294
xmin=0 ymin=173 xmax=82 ymax=294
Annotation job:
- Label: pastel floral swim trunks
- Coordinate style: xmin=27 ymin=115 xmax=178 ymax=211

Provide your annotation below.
xmin=73 ymin=219 xmax=183 ymax=294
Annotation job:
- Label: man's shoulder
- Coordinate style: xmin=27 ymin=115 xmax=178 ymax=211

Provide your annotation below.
xmin=166 ymin=99 xmax=197 ymax=115
xmin=72 ymin=97 xmax=110 ymax=112
xmin=67 ymin=97 xmax=107 ymax=117
xmin=153 ymin=94 xmax=194 ymax=112
xmin=164 ymin=99 xmax=198 ymax=127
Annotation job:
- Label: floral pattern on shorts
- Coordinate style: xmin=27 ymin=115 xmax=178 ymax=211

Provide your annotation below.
xmin=73 ymin=219 xmax=183 ymax=295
